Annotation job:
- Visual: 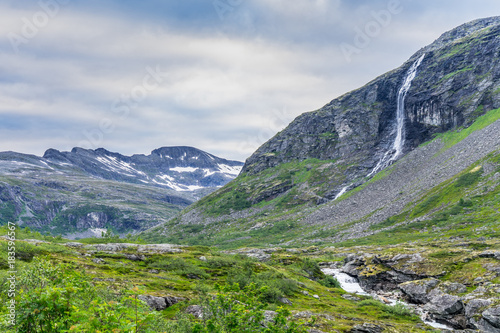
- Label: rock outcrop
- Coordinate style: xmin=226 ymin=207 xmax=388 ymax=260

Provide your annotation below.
xmin=338 ymin=251 xmax=500 ymax=331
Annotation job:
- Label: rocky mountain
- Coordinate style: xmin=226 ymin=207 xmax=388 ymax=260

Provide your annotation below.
xmin=142 ymin=17 xmax=500 ymax=247
xmin=0 ymin=146 xmax=242 ymax=238
xmin=41 ymin=146 xmax=243 ymax=191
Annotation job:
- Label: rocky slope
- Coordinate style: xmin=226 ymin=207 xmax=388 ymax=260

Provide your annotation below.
xmin=142 ymin=17 xmax=500 ymax=248
xmin=0 ymin=146 xmax=242 ymax=238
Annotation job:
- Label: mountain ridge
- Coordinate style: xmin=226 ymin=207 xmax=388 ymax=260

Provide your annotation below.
xmin=0 ymin=146 xmax=243 ymax=238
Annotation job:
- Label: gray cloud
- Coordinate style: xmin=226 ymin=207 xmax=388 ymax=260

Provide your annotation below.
xmin=1 ymin=1 xmax=499 ymax=161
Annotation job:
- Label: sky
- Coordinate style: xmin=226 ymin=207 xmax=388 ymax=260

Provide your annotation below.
xmin=0 ymin=0 xmax=499 ymax=162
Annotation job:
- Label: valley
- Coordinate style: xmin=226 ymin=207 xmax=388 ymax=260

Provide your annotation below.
xmin=2 ymin=16 xmax=500 ymax=333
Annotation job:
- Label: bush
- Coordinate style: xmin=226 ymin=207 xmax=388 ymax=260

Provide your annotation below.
xmin=204 ymin=255 xmax=240 ymax=269
xmin=149 ymin=257 xmax=208 ymax=279
xmin=455 ymin=169 xmax=482 ymax=187
xmin=226 ymin=265 xmax=298 ymax=303
xmin=384 ymin=302 xmax=414 ymax=317
xmin=192 ymin=283 xmax=309 ymax=333
xmin=358 ymin=299 xmax=417 ymax=320
xmin=0 ymin=257 xmax=172 ymax=332
xmin=299 ymin=258 xmax=323 ymax=280
xmin=318 ymin=275 xmax=341 ymax=288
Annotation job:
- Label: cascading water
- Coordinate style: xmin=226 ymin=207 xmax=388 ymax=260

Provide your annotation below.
xmin=335 ymin=54 xmax=426 ymax=200
xmin=367 ymin=53 xmax=426 ymax=177
xmin=321 ymin=268 xmax=454 ymax=330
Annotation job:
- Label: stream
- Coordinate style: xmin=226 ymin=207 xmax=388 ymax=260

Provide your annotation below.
xmin=321 ymin=268 xmax=454 ymax=331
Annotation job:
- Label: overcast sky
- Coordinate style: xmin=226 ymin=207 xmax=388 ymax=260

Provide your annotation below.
xmin=1 ymin=0 xmax=499 ymax=161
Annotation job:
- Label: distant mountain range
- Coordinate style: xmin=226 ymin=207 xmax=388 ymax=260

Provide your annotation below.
xmin=0 ymin=146 xmax=243 ymax=238
xmin=4 ymin=146 xmax=243 ymax=192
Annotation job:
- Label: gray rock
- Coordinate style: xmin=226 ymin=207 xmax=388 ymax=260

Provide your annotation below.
xmin=399 ymin=278 xmax=440 ymax=304
xmin=185 ymin=305 xmax=203 ymax=319
xmin=65 ymin=242 xmax=84 ymax=247
xmin=138 ymin=295 xmax=184 ymax=311
xmin=279 ymin=297 xmax=293 ymax=305
xmin=350 ymin=323 xmax=383 ymax=333
xmin=479 ymin=251 xmax=500 ymax=259
xmin=124 ymin=254 xmax=146 ymax=261
xmin=484 ymin=263 xmax=500 ymax=274
xmin=92 ymin=258 xmax=105 ymax=264
xmin=92 ymin=278 xmax=115 ymax=282
xmin=466 ymin=299 xmax=494 ymax=330
xmin=424 ymin=293 xmax=464 ymax=315
xmin=482 ymin=306 xmax=500 ymax=329
xmin=138 ymin=295 xmax=167 ymax=311
xmin=436 ymin=281 xmax=467 ymax=295
xmin=466 ymin=299 xmax=492 ymax=317
xmin=262 ymin=310 xmax=277 ymax=325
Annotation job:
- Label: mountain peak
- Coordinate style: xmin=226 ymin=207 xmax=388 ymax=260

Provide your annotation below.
xmin=425 ymin=16 xmax=500 ymax=52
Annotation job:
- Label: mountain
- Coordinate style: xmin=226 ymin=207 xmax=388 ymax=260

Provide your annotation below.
xmin=41 ymin=146 xmax=243 ymax=191
xmin=0 ymin=146 xmax=243 ymax=238
xmin=142 ymin=17 xmax=500 ymax=247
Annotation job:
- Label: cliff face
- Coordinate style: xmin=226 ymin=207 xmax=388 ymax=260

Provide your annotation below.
xmin=243 ymin=17 xmax=500 ymax=199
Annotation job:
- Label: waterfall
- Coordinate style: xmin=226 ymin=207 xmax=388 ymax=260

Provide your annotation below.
xmin=333 ymin=185 xmax=349 ymax=201
xmin=322 ymin=267 xmax=454 ymax=330
xmin=367 ymin=53 xmax=426 ymax=178
xmin=334 ymin=54 xmax=425 ymax=200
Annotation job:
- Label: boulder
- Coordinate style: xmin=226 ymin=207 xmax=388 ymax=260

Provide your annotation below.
xmin=350 ymin=323 xmax=383 ymax=333
xmin=138 ymin=295 xmax=185 ymax=311
xmin=479 ymin=251 xmax=500 ymax=260
xmin=279 ymin=297 xmax=293 ymax=305
xmin=124 ymin=253 xmax=146 ymax=261
xmin=465 ymin=299 xmax=493 ymax=330
xmin=65 ymin=242 xmax=84 ymax=248
xmin=185 ymin=305 xmax=203 ymax=319
xmin=436 ymin=281 xmax=467 ymax=295
xmin=465 ymin=299 xmax=492 ymax=318
xmin=424 ymin=293 xmax=464 ymax=315
xmin=482 ymin=306 xmax=500 ymax=329
xmin=262 ymin=310 xmax=277 ymax=325
xmin=138 ymin=295 xmax=166 ymax=311
xmin=399 ymin=278 xmax=440 ymax=304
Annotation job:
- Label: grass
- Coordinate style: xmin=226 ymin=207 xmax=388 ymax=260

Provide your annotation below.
xmin=0 ymin=236 xmax=435 ymax=332
xmin=435 ymin=107 xmax=500 ymax=150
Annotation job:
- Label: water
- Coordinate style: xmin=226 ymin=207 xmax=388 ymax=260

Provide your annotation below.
xmin=333 ymin=185 xmax=349 ymax=201
xmin=367 ymin=53 xmax=426 ymax=178
xmin=322 ymin=268 xmax=369 ymax=295
xmin=322 ymin=267 xmax=454 ymax=331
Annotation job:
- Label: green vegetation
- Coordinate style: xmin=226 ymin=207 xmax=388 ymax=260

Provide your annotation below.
xmin=434 ymin=107 xmax=500 ymax=150
xmin=436 ymin=65 xmax=474 ymax=84
xmin=338 ymin=150 xmax=500 ymax=248
xmin=0 ymin=236 xmax=430 ymax=332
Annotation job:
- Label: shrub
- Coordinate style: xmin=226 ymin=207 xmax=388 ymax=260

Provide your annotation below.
xmin=204 ymin=255 xmax=239 ymax=269
xmin=1 ymin=257 xmax=172 ymax=333
xmin=192 ymin=283 xmax=309 ymax=333
xmin=299 ymin=258 xmax=323 ymax=280
xmin=318 ymin=275 xmax=341 ymax=288
xmin=226 ymin=265 xmax=298 ymax=303
xmin=455 ymin=169 xmax=482 ymax=187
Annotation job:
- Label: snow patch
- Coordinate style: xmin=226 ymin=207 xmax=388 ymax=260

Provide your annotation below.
xmin=218 ymin=164 xmax=242 ymax=176
xmin=170 ymin=166 xmax=199 ymax=173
